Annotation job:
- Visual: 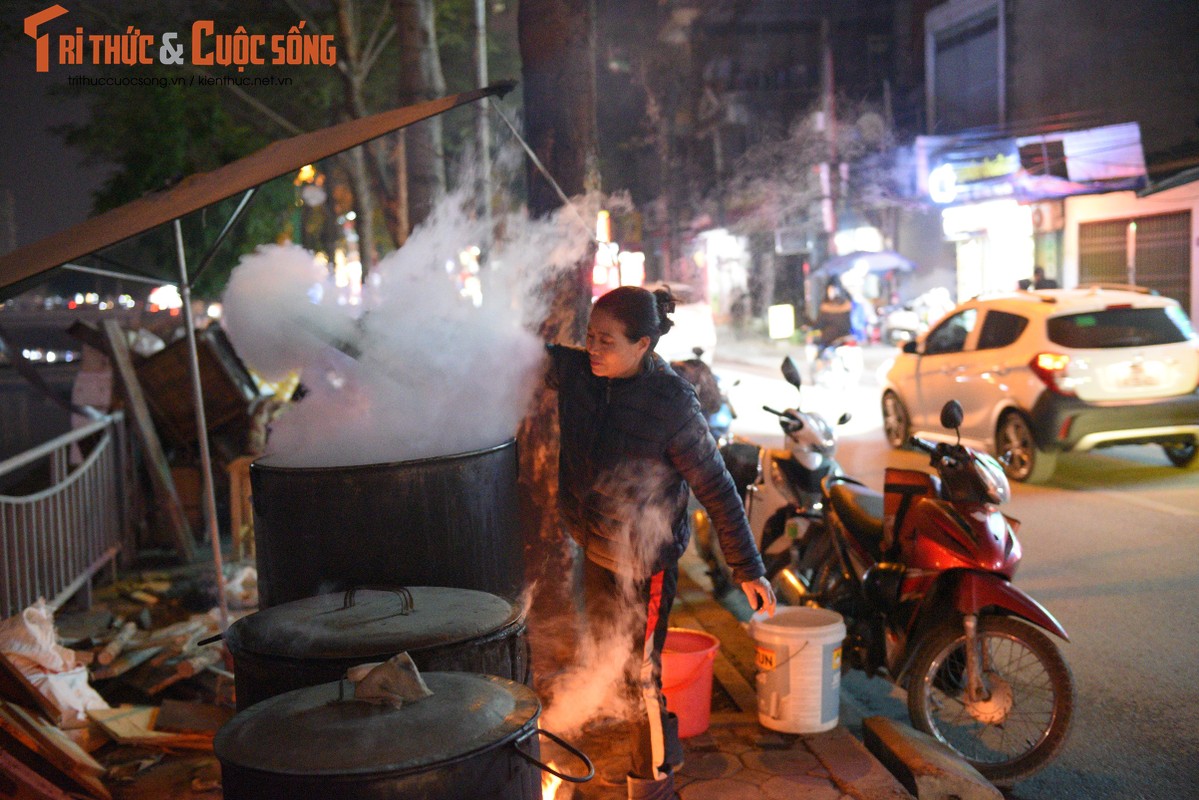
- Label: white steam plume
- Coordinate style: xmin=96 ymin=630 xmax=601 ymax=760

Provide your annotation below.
xmin=221 ymin=189 xmax=596 ymax=467
xmin=538 ymin=463 xmax=678 ymax=736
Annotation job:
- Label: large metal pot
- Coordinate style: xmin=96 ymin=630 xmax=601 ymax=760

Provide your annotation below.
xmin=214 ymin=672 xmax=592 ymax=800
xmin=225 ymin=586 xmax=530 ymax=710
xmin=250 ymin=439 xmax=523 ymax=607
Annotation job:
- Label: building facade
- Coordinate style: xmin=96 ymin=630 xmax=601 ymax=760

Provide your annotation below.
xmin=920 ymin=0 xmax=1199 ymax=308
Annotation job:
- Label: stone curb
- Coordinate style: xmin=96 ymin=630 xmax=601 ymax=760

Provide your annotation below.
xmin=863 ymin=716 xmax=1003 ymax=800
xmin=808 ymin=725 xmax=917 ymax=800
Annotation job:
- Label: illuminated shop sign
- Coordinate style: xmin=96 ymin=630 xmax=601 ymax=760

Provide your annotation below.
xmin=916 ymin=122 xmax=1147 ymax=204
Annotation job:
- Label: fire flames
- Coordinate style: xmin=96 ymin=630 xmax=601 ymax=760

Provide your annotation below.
xmin=541 ymin=763 xmax=563 ymax=800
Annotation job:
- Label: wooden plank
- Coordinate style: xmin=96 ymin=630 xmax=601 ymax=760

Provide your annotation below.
xmin=0 ymin=705 xmax=104 ymax=777
xmin=0 ymin=749 xmax=79 ymax=800
xmin=0 ymin=709 xmax=111 ymax=800
xmin=101 ymin=319 xmax=195 ymax=562
xmin=155 ymin=700 xmax=232 ymax=735
xmin=0 ymin=651 xmax=61 ymax=725
xmin=86 ymin=705 xmax=213 ymax=751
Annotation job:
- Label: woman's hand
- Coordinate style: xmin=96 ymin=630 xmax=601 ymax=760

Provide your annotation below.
xmin=741 ymin=576 xmax=777 ymax=617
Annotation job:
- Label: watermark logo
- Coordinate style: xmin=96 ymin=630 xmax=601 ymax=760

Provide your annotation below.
xmin=24 ymin=4 xmax=68 ymax=72
xmin=23 ymin=5 xmax=337 ymax=73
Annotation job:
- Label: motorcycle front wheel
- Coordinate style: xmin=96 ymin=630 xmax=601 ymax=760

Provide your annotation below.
xmin=906 ymin=616 xmax=1075 ymax=786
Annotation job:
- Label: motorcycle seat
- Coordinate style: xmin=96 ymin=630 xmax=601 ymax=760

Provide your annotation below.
xmin=830 ymin=482 xmax=886 ymax=557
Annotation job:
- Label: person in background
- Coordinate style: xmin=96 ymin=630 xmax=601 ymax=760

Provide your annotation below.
xmin=545 ymin=285 xmax=776 ymax=800
xmin=1033 ymin=266 xmax=1059 ymax=289
xmin=815 ymin=281 xmax=853 ymax=352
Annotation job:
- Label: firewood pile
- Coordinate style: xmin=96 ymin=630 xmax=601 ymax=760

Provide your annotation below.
xmin=0 ymin=568 xmax=252 ymax=798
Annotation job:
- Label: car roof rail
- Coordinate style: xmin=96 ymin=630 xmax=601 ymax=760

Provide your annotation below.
xmin=992 ymin=288 xmax=1058 ymax=304
xmin=1078 ymin=283 xmax=1157 ymax=295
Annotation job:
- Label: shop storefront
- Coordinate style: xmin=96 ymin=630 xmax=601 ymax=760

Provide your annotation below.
xmin=915 ymin=122 xmax=1149 ymax=299
xmin=1064 ymin=170 xmax=1199 ymax=320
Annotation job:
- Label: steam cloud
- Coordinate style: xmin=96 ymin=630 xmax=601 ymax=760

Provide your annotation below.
xmin=538 ymin=463 xmax=677 ymax=737
xmin=221 ymin=189 xmax=596 ymax=467
xmin=223 ymin=189 xmax=683 ymax=740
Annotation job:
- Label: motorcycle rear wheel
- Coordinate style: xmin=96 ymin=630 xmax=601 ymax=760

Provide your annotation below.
xmin=906 ymin=616 xmax=1075 ymax=786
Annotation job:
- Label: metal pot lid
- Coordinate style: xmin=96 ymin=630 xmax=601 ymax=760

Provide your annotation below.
xmin=225 ymin=587 xmax=521 ymax=659
xmin=214 ymin=672 xmax=540 ymax=775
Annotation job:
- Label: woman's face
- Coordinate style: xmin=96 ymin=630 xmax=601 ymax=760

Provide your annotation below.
xmin=586 ymin=308 xmax=650 ymax=379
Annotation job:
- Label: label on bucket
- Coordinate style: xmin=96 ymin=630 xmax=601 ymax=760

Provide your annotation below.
xmin=753 ymin=634 xmax=843 ymax=732
xmin=823 ymin=642 xmax=842 ymax=722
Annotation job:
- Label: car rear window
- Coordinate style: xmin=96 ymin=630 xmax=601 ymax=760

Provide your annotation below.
xmin=1047 ymin=307 xmax=1191 ymax=348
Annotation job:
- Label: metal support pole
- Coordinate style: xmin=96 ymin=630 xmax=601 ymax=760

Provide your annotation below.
xmin=173 ymin=219 xmax=230 ymax=630
xmin=474 ymin=0 xmax=492 ymax=226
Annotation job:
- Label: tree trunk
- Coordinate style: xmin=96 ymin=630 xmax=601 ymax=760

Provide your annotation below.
xmin=333 ymin=0 xmax=395 ymax=271
xmin=517 ymin=0 xmax=599 ymax=689
xmin=346 ymin=145 xmax=379 ymax=269
xmin=394 ymin=0 xmax=447 ymax=231
xmin=519 ymin=0 xmax=600 ymax=217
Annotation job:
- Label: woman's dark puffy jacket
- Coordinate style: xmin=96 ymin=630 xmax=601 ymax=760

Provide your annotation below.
xmin=547 ymin=344 xmax=765 ymax=584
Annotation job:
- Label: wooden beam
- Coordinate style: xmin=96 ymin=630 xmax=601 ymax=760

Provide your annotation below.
xmin=0 ymin=749 xmax=79 ymax=800
xmin=0 ymin=652 xmax=60 ymax=725
xmin=101 ymin=320 xmax=195 ymax=562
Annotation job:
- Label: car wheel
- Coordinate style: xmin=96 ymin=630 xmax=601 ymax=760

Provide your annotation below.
xmin=1162 ymin=441 xmax=1199 ymax=468
xmin=997 ymin=413 xmax=1057 ymax=483
xmin=881 ymin=391 xmax=910 ymax=449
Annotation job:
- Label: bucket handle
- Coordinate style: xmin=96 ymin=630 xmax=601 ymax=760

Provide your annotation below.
xmin=513 ymin=727 xmax=594 ymax=783
xmin=341 ymin=585 xmax=414 ymax=614
xmin=661 ymin=647 xmax=717 ymax=692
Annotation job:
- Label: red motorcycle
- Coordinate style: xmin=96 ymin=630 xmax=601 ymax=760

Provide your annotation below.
xmin=781 ymin=400 xmax=1074 ymax=785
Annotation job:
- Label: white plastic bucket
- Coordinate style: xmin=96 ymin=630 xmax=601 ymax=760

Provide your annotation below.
xmin=750 ymin=606 xmax=846 ymax=734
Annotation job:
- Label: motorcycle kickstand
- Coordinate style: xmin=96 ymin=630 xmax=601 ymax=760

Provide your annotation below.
xmin=962 ymin=614 xmax=992 ymax=703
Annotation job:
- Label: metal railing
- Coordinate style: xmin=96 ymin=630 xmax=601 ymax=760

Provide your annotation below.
xmin=1 ymin=412 xmax=129 ymax=619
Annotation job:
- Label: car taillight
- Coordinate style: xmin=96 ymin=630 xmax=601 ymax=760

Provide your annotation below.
xmin=1029 ymin=352 xmax=1076 ymax=396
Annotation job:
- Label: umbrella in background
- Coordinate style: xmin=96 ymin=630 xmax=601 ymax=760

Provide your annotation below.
xmin=815 ymin=250 xmax=915 ymax=277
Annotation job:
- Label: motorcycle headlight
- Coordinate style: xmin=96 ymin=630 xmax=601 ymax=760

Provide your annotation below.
xmin=973 ymin=452 xmax=1011 ymax=504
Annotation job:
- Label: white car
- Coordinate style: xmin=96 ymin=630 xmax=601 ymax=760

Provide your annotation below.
xmin=880 ymin=285 xmax=1199 ymax=482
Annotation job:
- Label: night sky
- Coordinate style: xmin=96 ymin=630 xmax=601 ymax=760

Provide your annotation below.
xmin=0 ymin=49 xmax=112 ymax=253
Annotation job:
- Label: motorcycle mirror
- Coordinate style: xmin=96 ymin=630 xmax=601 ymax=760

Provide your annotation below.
xmin=781 ymin=356 xmax=802 ymax=389
xmin=940 ymin=400 xmax=964 ymax=431
xmin=837 ymin=412 xmax=852 ymax=425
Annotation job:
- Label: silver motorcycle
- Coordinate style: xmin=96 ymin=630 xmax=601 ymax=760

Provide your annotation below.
xmin=693 ymin=356 xmax=849 ymax=596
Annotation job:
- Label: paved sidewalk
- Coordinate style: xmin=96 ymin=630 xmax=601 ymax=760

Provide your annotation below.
xmin=554 ymin=555 xmax=913 ymax=800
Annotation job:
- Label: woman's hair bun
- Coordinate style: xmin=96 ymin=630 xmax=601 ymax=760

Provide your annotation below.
xmin=652 ymin=288 xmax=676 ymax=336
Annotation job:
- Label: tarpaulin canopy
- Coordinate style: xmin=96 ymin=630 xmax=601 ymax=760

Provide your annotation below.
xmin=0 ymin=82 xmax=514 ymax=300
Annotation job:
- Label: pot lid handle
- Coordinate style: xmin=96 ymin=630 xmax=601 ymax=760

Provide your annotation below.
xmin=514 ymin=727 xmax=594 ymax=784
xmin=343 ymin=585 xmax=414 ymax=613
